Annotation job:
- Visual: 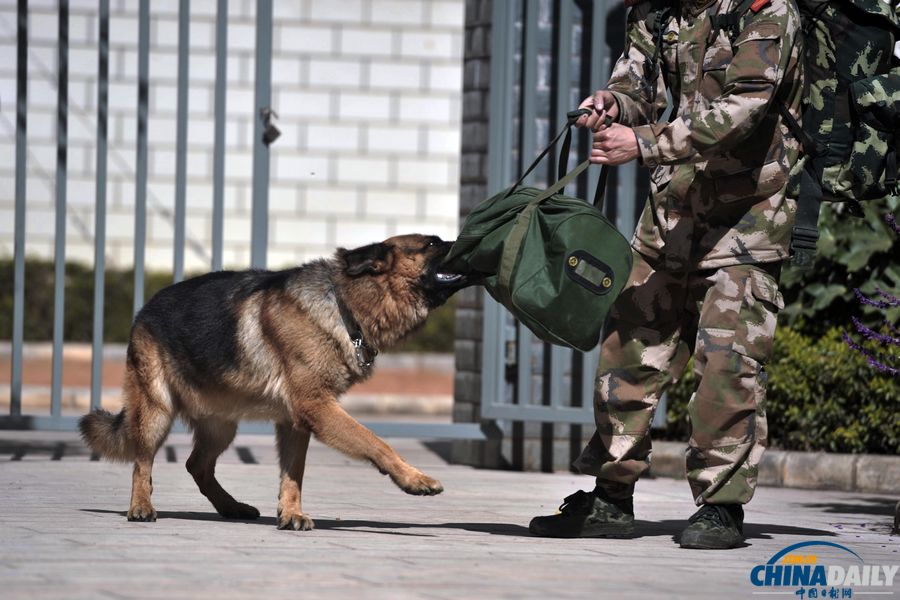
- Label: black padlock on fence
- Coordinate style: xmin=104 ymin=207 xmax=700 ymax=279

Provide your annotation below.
xmin=260 ymin=107 xmax=280 ymax=146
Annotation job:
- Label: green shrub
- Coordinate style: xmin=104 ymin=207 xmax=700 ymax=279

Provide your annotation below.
xmin=779 ymin=199 xmax=900 ymax=334
xmin=665 ymin=326 xmax=900 ymax=454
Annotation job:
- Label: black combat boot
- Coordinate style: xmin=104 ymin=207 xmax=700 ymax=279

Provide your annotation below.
xmin=679 ymin=504 xmax=745 ymax=549
xmin=529 ymin=488 xmax=635 ymax=538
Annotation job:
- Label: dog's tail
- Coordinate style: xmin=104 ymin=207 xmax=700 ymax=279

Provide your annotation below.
xmin=79 ymin=409 xmax=136 ymax=461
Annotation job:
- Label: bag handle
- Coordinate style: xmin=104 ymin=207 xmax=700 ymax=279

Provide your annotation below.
xmin=504 ymin=108 xmax=610 ymax=210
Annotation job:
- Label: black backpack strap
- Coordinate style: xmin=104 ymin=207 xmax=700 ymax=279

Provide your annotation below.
xmin=709 ymin=0 xmax=756 ymax=44
xmin=642 ymin=5 xmax=672 ymax=101
xmin=778 ymin=102 xmax=826 ymax=158
xmin=790 ymin=163 xmax=822 ymax=269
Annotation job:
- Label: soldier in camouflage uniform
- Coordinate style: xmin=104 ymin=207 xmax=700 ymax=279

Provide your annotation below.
xmin=529 ymin=0 xmax=804 ymax=548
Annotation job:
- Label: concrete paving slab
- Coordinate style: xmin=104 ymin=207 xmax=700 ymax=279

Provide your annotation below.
xmin=0 ymin=433 xmax=897 ymax=600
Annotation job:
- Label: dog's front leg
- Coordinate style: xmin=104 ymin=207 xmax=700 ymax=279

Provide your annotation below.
xmin=303 ymin=401 xmax=443 ymax=495
xmin=275 ymin=422 xmax=314 ymax=530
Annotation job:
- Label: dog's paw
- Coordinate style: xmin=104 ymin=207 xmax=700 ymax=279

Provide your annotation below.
xmin=396 ymin=471 xmax=444 ymax=496
xmin=217 ymin=501 xmax=260 ymax=520
xmin=277 ymin=511 xmax=315 ymax=531
xmin=127 ymin=503 xmax=157 ymax=522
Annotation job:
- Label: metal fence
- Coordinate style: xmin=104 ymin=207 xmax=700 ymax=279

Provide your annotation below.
xmin=477 ymin=0 xmax=662 ymax=469
xmin=2 ymin=0 xmax=485 ymax=440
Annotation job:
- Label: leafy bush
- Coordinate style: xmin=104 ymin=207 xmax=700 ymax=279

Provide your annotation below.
xmin=664 ymin=326 xmax=900 ymax=454
xmin=0 ymin=258 xmax=456 ymax=352
xmin=779 ymin=198 xmax=900 ymax=334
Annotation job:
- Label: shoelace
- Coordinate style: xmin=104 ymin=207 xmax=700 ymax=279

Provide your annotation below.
xmin=689 ymin=504 xmax=733 ymax=527
xmin=558 ymin=490 xmax=592 ymax=514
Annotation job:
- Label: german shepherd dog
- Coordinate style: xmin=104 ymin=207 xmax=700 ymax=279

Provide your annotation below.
xmin=80 ymin=234 xmax=471 ymax=530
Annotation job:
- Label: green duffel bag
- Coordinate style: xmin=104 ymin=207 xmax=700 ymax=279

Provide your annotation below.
xmin=444 ymin=110 xmax=633 ymax=352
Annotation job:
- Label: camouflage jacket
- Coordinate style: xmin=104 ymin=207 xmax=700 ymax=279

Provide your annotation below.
xmin=607 ymin=0 xmax=804 ymax=270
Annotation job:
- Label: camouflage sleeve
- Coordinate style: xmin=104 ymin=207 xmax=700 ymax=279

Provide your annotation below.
xmin=632 ymin=13 xmax=799 ymax=168
xmin=606 ymin=4 xmax=669 ymax=127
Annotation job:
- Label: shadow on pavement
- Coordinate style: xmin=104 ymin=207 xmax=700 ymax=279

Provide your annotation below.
xmin=800 ymin=497 xmax=897 ymax=517
xmin=81 ymin=508 xmax=836 ymax=543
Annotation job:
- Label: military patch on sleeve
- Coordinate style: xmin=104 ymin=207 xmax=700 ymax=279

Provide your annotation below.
xmin=750 ymin=0 xmax=770 ymax=12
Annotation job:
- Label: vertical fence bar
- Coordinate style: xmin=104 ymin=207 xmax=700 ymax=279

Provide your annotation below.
xmin=211 ymin=0 xmax=228 ymax=271
xmin=51 ymin=0 xmax=70 ymax=418
xmin=580 ymin=0 xmax=611 ymax=413
xmin=250 ymin=0 xmax=273 ymax=269
xmin=516 ymin=0 xmax=539 ymax=414
xmin=173 ymin=0 xmax=190 ymax=282
xmin=91 ymin=0 xmax=110 ymax=411
xmin=481 ymin=0 xmax=517 ymax=417
xmin=133 ymin=0 xmax=150 ymax=315
xmin=10 ymin=0 xmax=28 ymax=416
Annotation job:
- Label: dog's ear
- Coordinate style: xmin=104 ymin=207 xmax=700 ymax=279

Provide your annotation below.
xmin=340 ymin=242 xmax=394 ymax=276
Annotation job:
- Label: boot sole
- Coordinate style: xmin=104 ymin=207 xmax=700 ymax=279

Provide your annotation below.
xmin=529 ymin=522 xmax=635 ymax=538
xmin=679 ymin=533 xmax=744 ymax=549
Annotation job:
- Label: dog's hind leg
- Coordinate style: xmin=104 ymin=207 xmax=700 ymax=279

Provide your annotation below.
xmin=275 ymin=422 xmax=314 ymax=530
xmin=303 ymin=401 xmax=443 ymax=496
xmin=186 ymin=418 xmax=260 ymax=520
xmin=123 ymin=336 xmax=176 ymax=522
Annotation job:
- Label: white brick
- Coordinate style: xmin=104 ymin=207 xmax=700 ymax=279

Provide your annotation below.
xmin=187 ymin=117 xmax=215 ymax=147
xmin=308 ymin=58 xmax=362 ymax=88
xmin=336 ymin=157 xmax=391 ymax=185
xmin=430 ymin=1 xmax=465 ymax=27
xmin=303 ymin=186 xmax=359 ymax=216
xmin=370 ymin=1 xmax=425 ymax=25
xmin=269 ymin=185 xmax=300 ymax=213
xmin=368 ymin=62 xmax=421 ymax=89
xmin=224 ymin=214 xmax=251 ymax=243
xmin=273 ymin=216 xmax=329 ymax=246
xmin=29 ymin=12 xmax=59 ymax=42
xmin=267 ymin=248 xmax=302 ymax=269
xmin=396 ymin=158 xmax=451 ymax=186
xmin=147 ymin=115 xmax=177 ymax=145
xmin=309 ymin=0 xmax=364 ymax=23
xmin=367 ymin=125 xmax=419 ymax=153
xmin=307 ymin=124 xmax=360 ymax=151
xmin=225 ymin=87 xmax=254 ymax=117
xmin=25 ymin=206 xmax=54 ymax=237
xmin=427 ymin=63 xmax=462 ymax=91
xmin=27 ymin=79 xmax=57 ymax=110
xmin=272 ymin=57 xmax=301 ymax=86
xmin=153 ymin=18 xmax=179 ymax=48
xmin=105 ymin=212 xmax=134 ymax=241
xmin=149 ymin=213 xmax=175 ymax=242
xmin=394 ymin=219 xmax=457 ymax=240
xmin=337 ymin=92 xmax=391 ymax=120
xmin=277 ymin=25 xmax=334 ymax=54
xmin=188 ymin=53 xmax=218 ymax=83
xmin=398 ymin=95 xmax=453 ymax=123
xmin=400 ymin=31 xmax=454 ymax=59
xmin=228 ymin=22 xmax=256 ymax=51
xmin=424 ymin=191 xmax=460 ymax=220
xmin=339 ymin=28 xmax=394 ymax=57
xmin=364 ymin=190 xmax=418 ymax=218
xmin=427 ymin=127 xmax=461 ymax=154
xmin=70 ymin=14 xmax=94 ymax=44
xmin=109 ymin=15 xmax=138 ymax=47
xmin=334 ymin=221 xmax=390 ymax=248
xmin=277 ymin=90 xmax=331 ymax=119
xmin=224 ymin=150 xmax=253 ymax=179
xmin=273 ymin=154 xmax=331 ymax=183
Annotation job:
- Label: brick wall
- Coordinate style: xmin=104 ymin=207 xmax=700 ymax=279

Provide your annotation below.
xmin=0 ymin=0 xmax=463 ymax=271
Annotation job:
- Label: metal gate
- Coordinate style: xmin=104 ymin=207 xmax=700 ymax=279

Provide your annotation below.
xmin=477 ymin=0 xmax=664 ymax=469
xmin=2 ymin=0 xmax=485 ymax=440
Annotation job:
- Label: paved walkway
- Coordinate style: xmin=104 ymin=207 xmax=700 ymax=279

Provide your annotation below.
xmin=1 ymin=431 xmax=897 ymax=600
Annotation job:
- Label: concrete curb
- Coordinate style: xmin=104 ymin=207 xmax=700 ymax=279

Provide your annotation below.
xmin=649 ymin=440 xmax=900 ymax=495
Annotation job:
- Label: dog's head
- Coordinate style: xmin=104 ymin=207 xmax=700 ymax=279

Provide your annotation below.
xmin=338 ymin=234 xmax=472 ymax=309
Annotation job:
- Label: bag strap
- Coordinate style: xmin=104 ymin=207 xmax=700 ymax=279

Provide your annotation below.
xmin=505 ymin=109 xmax=588 ymax=198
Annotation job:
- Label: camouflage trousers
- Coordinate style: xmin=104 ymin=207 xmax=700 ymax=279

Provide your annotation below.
xmin=572 ymin=250 xmax=784 ymax=505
